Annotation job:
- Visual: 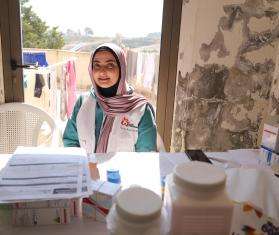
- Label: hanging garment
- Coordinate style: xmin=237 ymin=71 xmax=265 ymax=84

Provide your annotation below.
xmin=60 ymin=64 xmax=67 ymax=120
xmin=126 ymin=50 xmax=133 ymax=81
xmin=48 ymin=68 xmax=59 ymax=119
xmin=153 ymin=54 xmax=160 ymax=92
xmin=66 ymin=60 xmax=77 ymax=118
xmin=47 ymin=73 xmax=51 ymax=89
xmin=131 ymin=50 xmax=138 ymax=79
xmin=136 ymin=52 xmax=144 ymax=85
xmin=34 ymin=74 xmax=45 ymax=98
xmin=142 ymin=53 xmax=155 ymax=89
xmin=23 ymin=52 xmax=48 ymax=67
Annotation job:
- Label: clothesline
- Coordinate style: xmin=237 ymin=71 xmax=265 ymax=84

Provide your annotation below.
xmin=45 ymin=57 xmax=77 ymax=69
xmin=23 ymin=59 xmax=77 ymax=121
xmin=23 ymin=58 xmax=78 ymax=75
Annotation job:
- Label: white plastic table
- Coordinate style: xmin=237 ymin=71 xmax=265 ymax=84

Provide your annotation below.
xmin=0 ymin=151 xmax=278 ymax=235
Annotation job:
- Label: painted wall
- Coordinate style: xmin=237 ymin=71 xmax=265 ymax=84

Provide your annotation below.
xmin=172 ymin=0 xmax=279 ymax=151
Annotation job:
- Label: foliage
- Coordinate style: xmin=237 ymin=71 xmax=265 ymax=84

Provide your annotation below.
xmin=21 ymin=0 xmax=65 ymax=49
xmin=84 ymin=27 xmax=93 ymax=36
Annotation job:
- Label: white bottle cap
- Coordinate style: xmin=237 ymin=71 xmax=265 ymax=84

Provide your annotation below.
xmin=174 ymin=161 xmax=226 ymax=191
xmin=115 ymin=187 xmax=162 ymax=223
xmin=87 ymin=154 xmax=97 ymax=164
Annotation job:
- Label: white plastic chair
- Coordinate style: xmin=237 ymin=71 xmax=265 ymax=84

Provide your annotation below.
xmin=0 ymin=102 xmax=59 ymax=154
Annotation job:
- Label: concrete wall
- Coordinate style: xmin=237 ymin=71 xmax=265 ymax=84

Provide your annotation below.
xmin=23 ymin=48 xmax=92 ymax=90
xmin=171 ymin=0 xmax=279 ymax=151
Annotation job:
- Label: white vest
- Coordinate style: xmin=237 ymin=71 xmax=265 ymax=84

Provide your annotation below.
xmin=76 ymin=95 xmax=146 ymax=154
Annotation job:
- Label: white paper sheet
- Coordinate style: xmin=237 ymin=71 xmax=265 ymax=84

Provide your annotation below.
xmin=226 ymin=167 xmax=279 ymax=219
xmin=0 ymin=147 xmax=92 ymax=202
xmin=159 ymin=152 xmax=190 ymax=178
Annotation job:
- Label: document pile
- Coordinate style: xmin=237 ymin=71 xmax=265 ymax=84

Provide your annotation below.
xmin=0 ymin=147 xmax=92 ymax=225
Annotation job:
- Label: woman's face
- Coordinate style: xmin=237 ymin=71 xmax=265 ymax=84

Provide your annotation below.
xmin=92 ymin=50 xmax=120 ymax=88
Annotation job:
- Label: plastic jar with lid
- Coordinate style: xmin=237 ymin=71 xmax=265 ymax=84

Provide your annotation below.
xmin=106 ymin=187 xmax=169 ymax=235
xmin=164 ymin=161 xmax=234 ymax=235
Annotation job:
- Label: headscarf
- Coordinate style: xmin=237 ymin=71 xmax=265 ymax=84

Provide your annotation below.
xmin=88 ymin=43 xmax=147 ymax=153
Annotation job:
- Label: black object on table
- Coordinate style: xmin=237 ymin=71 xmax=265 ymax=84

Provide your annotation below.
xmin=185 ymin=150 xmax=213 ymax=164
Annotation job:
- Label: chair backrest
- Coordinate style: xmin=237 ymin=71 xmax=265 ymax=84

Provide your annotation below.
xmin=0 ymin=103 xmax=56 ymax=154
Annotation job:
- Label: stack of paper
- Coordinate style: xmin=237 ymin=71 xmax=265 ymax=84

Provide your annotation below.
xmin=0 ymin=147 xmax=92 ymax=202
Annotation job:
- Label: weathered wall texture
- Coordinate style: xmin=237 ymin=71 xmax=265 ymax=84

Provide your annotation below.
xmin=172 ymin=0 xmax=279 ymax=151
xmin=269 ymin=45 xmax=279 ymax=116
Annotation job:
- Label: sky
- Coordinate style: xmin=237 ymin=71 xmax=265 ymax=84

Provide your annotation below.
xmin=28 ymin=0 xmax=164 ymax=38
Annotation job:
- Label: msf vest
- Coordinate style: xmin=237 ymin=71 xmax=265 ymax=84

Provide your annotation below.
xmin=76 ymin=95 xmax=146 ymax=154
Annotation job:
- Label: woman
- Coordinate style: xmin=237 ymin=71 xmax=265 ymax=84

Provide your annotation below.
xmin=63 ymin=43 xmax=157 ymax=154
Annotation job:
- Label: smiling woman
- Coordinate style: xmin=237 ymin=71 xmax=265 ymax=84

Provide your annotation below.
xmin=0 ymin=0 xmax=182 ymax=152
xmin=92 ymin=49 xmax=120 ymax=89
xmin=63 ymin=43 xmax=157 ymax=154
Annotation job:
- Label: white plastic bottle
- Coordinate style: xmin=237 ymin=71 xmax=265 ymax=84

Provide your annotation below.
xmin=106 ymin=187 xmax=169 ymax=235
xmin=164 ymin=161 xmax=234 ymax=235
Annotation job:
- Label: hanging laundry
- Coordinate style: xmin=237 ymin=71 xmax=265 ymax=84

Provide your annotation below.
xmin=136 ymin=52 xmax=144 ymax=85
xmin=47 ymin=73 xmax=51 ymax=89
xmin=131 ymin=50 xmax=138 ymax=80
xmin=126 ymin=50 xmax=133 ymax=81
xmin=34 ymin=74 xmax=45 ymax=98
xmin=60 ymin=64 xmax=67 ymax=120
xmin=48 ymin=68 xmax=59 ymax=119
xmin=65 ymin=60 xmax=77 ymax=118
xmin=142 ymin=53 xmax=156 ymax=89
xmin=23 ymin=73 xmax=28 ymax=89
xmin=23 ymin=52 xmax=48 ymax=67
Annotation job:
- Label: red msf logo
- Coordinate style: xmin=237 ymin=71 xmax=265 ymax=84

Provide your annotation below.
xmin=121 ymin=117 xmax=130 ymax=126
xmin=120 ymin=116 xmax=137 ymax=129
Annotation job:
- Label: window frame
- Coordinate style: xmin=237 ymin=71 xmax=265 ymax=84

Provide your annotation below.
xmin=0 ymin=33 xmax=5 ymax=103
xmin=0 ymin=0 xmax=24 ymax=103
xmin=156 ymin=0 xmax=182 ymax=151
xmin=0 ymin=0 xmax=182 ymax=151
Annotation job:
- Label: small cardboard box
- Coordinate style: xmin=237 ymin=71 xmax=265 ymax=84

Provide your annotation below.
xmin=12 ymin=207 xmax=71 ymax=226
xmin=0 ymin=204 xmax=12 ymax=227
xmin=260 ymin=147 xmax=279 ymax=174
xmin=261 ymin=121 xmax=279 ymax=153
xmin=83 ymin=180 xmax=121 ymax=222
xmin=12 ymin=199 xmax=71 ymax=209
xmin=11 ymin=198 xmax=82 ymax=226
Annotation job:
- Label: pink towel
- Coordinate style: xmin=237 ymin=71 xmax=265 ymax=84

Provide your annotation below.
xmin=66 ymin=60 xmax=77 ymax=118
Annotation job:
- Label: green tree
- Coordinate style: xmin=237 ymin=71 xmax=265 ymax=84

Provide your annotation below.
xmin=46 ymin=27 xmax=65 ymax=49
xmin=21 ymin=0 xmax=65 ymax=49
xmin=84 ymin=27 xmax=93 ymax=36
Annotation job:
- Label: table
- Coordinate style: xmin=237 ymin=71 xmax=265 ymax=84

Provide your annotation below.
xmin=0 ymin=150 xmax=278 ymax=235
xmin=0 ymin=152 xmax=187 ymax=235
xmin=1 ymin=218 xmax=106 ymax=235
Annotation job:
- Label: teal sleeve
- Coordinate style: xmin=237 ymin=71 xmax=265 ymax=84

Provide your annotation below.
xmin=135 ymin=104 xmax=157 ymax=152
xmin=63 ymin=96 xmax=84 ymax=147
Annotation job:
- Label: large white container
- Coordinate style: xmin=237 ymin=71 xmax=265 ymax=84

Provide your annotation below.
xmin=106 ymin=187 xmax=169 ymax=235
xmin=164 ymin=161 xmax=234 ymax=235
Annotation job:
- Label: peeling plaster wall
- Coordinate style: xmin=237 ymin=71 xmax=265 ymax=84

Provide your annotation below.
xmin=172 ymin=0 xmax=279 ymax=151
xmin=269 ymin=46 xmax=279 ymax=116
